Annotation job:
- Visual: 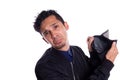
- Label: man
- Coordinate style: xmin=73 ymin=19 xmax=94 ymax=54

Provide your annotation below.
xmin=33 ymin=10 xmax=118 ymax=80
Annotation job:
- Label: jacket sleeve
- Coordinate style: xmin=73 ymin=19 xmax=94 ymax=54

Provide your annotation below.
xmin=86 ymin=50 xmax=114 ymax=80
xmin=74 ymin=46 xmax=114 ymax=80
xmin=87 ymin=59 xmax=114 ymax=80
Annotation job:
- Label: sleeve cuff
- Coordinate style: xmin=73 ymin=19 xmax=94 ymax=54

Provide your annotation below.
xmin=100 ymin=59 xmax=114 ymax=74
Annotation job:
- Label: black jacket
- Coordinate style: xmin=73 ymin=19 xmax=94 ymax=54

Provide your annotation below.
xmin=35 ymin=46 xmax=113 ymax=80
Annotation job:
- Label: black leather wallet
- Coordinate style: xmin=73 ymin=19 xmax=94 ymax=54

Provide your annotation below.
xmin=91 ymin=30 xmax=117 ymax=61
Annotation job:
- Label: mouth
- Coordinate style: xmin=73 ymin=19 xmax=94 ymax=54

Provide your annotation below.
xmin=52 ymin=38 xmax=65 ymax=49
xmin=53 ymin=38 xmax=62 ymax=45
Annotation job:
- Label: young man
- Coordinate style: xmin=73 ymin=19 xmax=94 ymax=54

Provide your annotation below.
xmin=33 ymin=10 xmax=118 ymax=80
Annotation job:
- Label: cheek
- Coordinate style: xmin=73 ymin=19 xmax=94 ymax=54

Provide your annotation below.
xmin=43 ymin=36 xmax=51 ymax=43
xmin=48 ymin=38 xmax=55 ymax=44
xmin=62 ymin=30 xmax=67 ymax=36
xmin=60 ymin=31 xmax=67 ymax=39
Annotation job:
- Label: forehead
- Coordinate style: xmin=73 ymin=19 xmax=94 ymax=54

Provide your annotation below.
xmin=40 ymin=15 xmax=59 ymax=31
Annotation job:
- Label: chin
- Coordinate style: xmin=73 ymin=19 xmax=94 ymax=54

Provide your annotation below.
xmin=54 ymin=44 xmax=65 ymax=50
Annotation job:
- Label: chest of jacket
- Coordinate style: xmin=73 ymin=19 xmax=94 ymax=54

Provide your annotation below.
xmin=47 ymin=47 xmax=91 ymax=80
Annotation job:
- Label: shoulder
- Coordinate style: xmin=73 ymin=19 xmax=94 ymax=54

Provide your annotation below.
xmin=35 ymin=47 xmax=64 ymax=68
xmin=70 ymin=45 xmax=84 ymax=53
xmin=35 ymin=47 xmax=57 ymax=78
xmin=35 ymin=47 xmax=66 ymax=74
xmin=70 ymin=45 xmax=88 ymax=58
xmin=35 ymin=47 xmax=52 ymax=67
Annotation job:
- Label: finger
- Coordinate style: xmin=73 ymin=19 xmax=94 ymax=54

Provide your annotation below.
xmin=114 ymin=43 xmax=118 ymax=55
xmin=87 ymin=36 xmax=93 ymax=42
xmin=110 ymin=42 xmax=116 ymax=51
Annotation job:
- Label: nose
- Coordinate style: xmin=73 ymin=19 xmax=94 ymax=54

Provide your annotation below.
xmin=50 ymin=31 xmax=57 ymax=39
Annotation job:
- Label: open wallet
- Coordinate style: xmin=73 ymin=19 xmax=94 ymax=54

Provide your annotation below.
xmin=91 ymin=30 xmax=117 ymax=62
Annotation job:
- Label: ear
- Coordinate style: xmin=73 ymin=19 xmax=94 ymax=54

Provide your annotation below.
xmin=42 ymin=37 xmax=49 ymax=44
xmin=64 ymin=22 xmax=69 ymax=30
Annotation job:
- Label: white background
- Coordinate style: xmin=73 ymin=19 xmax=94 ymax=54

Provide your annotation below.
xmin=0 ymin=0 xmax=120 ymax=80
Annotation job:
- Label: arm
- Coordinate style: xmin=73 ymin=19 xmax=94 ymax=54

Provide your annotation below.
xmin=87 ymin=37 xmax=118 ymax=80
xmin=87 ymin=59 xmax=114 ymax=80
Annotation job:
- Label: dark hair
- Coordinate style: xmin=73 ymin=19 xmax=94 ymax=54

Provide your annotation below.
xmin=33 ymin=10 xmax=65 ymax=34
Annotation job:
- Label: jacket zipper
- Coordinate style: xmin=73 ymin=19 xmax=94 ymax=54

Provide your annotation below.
xmin=70 ymin=62 xmax=76 ymax=80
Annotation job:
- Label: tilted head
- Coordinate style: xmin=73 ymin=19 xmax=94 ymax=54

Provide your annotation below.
xmin=33 ymin=10 xmax=69 ymax=51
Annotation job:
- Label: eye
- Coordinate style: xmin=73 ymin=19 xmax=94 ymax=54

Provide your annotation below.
xmin=43 ymin=30 xmax=49 ymax=36
xmin=53 ymin=25 xmax=58 ymax=29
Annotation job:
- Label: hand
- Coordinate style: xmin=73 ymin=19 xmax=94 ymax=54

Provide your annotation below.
xmin=87 ymin=36 xmax=94 ymax=52
xmin=105 ymin=42 xmax=118 ymax=63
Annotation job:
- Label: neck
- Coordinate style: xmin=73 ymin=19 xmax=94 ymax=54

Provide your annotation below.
xmin=58 ymin=41 xmax=70 ymax=51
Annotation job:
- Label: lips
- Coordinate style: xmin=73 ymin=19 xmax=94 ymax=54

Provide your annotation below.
xmin=53 ymin=38 xmax=62 ymax=45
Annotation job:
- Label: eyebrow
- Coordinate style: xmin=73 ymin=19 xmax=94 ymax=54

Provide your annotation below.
xmin=49 ymin=22 xmax=58 ymax=27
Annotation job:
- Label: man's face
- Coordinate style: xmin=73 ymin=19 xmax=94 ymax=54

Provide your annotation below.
xmin=40 ymin=15 xmax=69 ymax=50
